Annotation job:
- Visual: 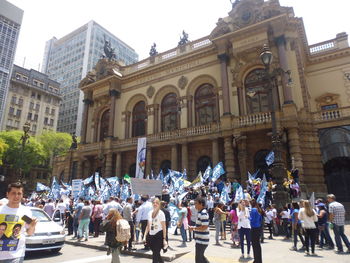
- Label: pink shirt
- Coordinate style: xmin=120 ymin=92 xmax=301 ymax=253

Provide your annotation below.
xmin=93 ymin=204 xmax=103 ymax=218
xmin=229 ymin=209 xmax=238 ymax=224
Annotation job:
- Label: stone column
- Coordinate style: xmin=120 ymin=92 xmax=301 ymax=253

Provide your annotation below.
xmin=105 ymin=152 xmax=113 ymax=177
xmin=171 ymin=144 xmax=178 ymax=171
xmin=146 ymin=105 xmax=154 ymax=135
xmin=77 ymin=160 xmax=83 ymax=179
xmin=218 ymin=53 xmax=231 ymax=115
xmin=182 ymin=143 xmax=188 ymax=171
xmin=288 ymin=127 xmax=304 ymax=175
xmin=146 ymin=147 xmax=152 ymax=177
xmin=153 ymin=104 xmax=159 ymax=133
xmin=224 ymin=136 xmax=235 ymax=181
xmin=108 ymin=89 xmax=119 ymax=137
xmin=275 ymin=36 xmax=293 ymax=104
xmin=124 ymin=111 xmax=131 ymax=139
xmin=187 ymin=96 xmax=193 ymax=127
xmin=81 ymin=93 xmax=93 ymax=143
xmin=179 ymin=96 xmax=187 ymax=129
xmin=236 ymin=136 xmax=247 ymax=185
xmin=212 ymin=138 xmax=219 ymax=166
xmin=116 ymin=152 xmax=122 ymax=178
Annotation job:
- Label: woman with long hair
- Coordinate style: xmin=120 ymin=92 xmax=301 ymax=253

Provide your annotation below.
xmin=101 ymin=208 xmax=123 ymax=263
xmin=299 ymin=200 xmax=318 ymax=255
xmin=213 ymin=202 xmax=227 ymax=245
xmin=289 ymin=202 xmax=305 ymax=251
xmin=144 ymin=198 xmax=167 ymax=263
xmin=228 ymin=203 xmax=239 ymax=248
xmin=237 ymin=199 xmax=251 ymax=259
xmin=250 ymin=199 xmax=263 ymax=263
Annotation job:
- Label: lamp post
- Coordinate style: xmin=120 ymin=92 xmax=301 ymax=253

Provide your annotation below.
xmin=260 ymin=44 xmax=291 ymax=208
xmin=19 ymin=122 xmax=31 ymax=182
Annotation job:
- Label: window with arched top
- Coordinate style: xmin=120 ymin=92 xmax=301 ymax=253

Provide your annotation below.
xmin=245 ymin=69 xmax=270 ymax=114
xmin=161 ymin=93 xmax=178 ymax=132
xmin=99 ymin=109 xmax=110 ymax=141
xmin=195 ymin=84 xmax=218 ymax=125
xmin=132 ymin=101 xmax=146 ymax=137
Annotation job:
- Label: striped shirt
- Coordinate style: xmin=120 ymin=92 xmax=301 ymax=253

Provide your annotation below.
xmin=194 ymin=208 xmax=210 ymax=245
xmin=329 ymin=201 xmax=346 ymax=226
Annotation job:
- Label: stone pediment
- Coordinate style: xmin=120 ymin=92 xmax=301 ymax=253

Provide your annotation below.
xmin=79 ymin=58 xmax=123 ymax=88
xmin=209 ymin=0 xmax=294 ymax=39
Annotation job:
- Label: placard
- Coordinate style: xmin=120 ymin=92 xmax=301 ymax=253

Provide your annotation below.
xmin=72 ymin=179 xmax=82 ymax=198
xmin=130 ymin=178 xmax=162 ymax=196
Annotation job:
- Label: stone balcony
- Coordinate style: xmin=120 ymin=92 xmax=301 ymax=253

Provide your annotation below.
xmin=313 ymin=106 xmax=350 ymax=123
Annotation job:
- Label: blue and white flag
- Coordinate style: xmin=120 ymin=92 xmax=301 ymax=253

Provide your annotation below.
xmin=120 ymin=184 xmax=129 ymax=200
xmin=257 ymin=176 xmax=268 ymax=206
xmin=220 ymin=185 xmax=231 ymax=204
xmin=168 ymin=202 xmax=179 ymax=234
xmin=182 ymin=169 xmax=187 ymax=181
xmin=94 ymin=172 xmax=101 ymax=190
xmin=107 ymin=177 xmax=120 ymax=196
xmin=150 ymin=170 xmax=155 ymax=180
xmin=211 ymin=162 xmax=225 ymax=182
xmin=156 ymin=170 xmax=164 ymax=182
xmin=36 ymin=182 xmax=50 ymax=192
xmin=202 ymin=166 xmax=212 ymax=182
xmin=265 ymin=151 xmax=275 ymax=166
xmin=83 ymin=175 xmax=94 ymax=185
xmin=163 ymin=171 xmax=170 ymax=185
xmin=178 ymin=192 xmax=188 ymax=203
xmin=49 ymin=176 xmax=61 ymax=200
xmin=135 ymin=137 xmax=147 ymax=179
xmin=234 ymin=185 xmax=244 ymax=203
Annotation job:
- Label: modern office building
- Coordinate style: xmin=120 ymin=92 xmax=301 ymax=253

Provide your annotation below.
xmin=42 ymin=20 xmax=139 ymax=135
xmin=0 ymin=0 xmax=23 ymax=128
xmin=53 ymin=0 xmax=350 ymax=208
xmin=1 ymin=64 xmax=61 ymax=135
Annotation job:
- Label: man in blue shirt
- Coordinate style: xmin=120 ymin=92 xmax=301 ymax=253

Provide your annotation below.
xmin=250 ymin=200 xmax=263 ymax=263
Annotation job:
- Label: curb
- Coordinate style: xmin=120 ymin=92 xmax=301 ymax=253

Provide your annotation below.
xmin=65 ymin=240 xmax=190 ymax=262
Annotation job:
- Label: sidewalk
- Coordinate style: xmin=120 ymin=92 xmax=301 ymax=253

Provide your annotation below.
xmin=65 ymin=225 xmax=350 ymax=262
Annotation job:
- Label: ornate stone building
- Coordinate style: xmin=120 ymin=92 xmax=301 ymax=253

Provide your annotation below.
xmin=53 ymin=0 xmax=350 ymax=201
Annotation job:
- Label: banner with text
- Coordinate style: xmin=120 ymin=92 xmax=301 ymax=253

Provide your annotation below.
xmin=130 ymin=178 xmax=162 ymax=196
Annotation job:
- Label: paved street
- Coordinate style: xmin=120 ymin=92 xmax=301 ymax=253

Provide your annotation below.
xmin=24 ymin=225 xmax=350 ymax=263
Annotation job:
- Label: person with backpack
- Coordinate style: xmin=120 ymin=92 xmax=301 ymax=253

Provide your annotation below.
xmin=143 ymin=198 xmax=167 ymax=263
xmin=102 ymin=208 xmax=124 ymax=263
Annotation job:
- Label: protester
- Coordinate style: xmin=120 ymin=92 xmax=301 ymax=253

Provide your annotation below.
xmin=161 ymin=201 xmax=171 ymax=244
xmin=92 ymin=200 xmax=103 ymax=238
xmin=213 ymin=202 xmax=227 ymax=245
xmin=290 ymin=202 xmax=305 ymax=251
xmin=228 ymin=203 xmax=239 ymax=248
xmin=237 ymin=199 xmax=251 ymax=259
xmin=189 ymin=200 xmax=197 ymax=242
xmin=143 ymin=198 xmax=167 ymax=263
xmin=0 ymin=182 xmax=37 ymax=262
xmin=250 ymin=199 xmax=263 ymax=263
xmin=317 ymin=202 xmax=334 ymax=249
xmin=73 ymin=198 xmax=84 ymax=238
xmin=122 ymin=197 xmax=135 ymax=251
xmin=265 ymin=205 xmax=274 ymax=240
xmin=327 ymin=194 xmax=350 ymax=253
xmin=43 ymin=198 xmax=55 ymax=217
xmin=189 ymin=197 xmax=210 ymax=263
xmin=136 ymin=195 xmax=153 ymax=249
xmin=299 ymin=200 xmax=318 ymax=255
xmin=78 ymin=200 xmax=92 ymax=241
xmin=280 ymin=205 xmax=291 ymax=239
xmin=102 ymin=208 xmax=123 ymax=263
xmin=177 ymin=200 xmax=188 ymax=246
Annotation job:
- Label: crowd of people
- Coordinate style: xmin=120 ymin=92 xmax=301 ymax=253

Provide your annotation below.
xmin=1 ymin=179 xmax=350 ymax=263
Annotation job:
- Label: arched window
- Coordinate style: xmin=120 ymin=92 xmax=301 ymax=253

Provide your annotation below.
xmin=245 ymin=69 xmax=270 ymax=114
xmin=160 ymin=160 xmax=171 ymax=175
xmin=195 ymin=84 xmax=218 ymax=125
xmin=254 ymin=149 xmax=270 ymax=179
xmin=99 ymin=109 xmax=110 ymax=141
xmin=161 ymin=93 xmax=178 ymax=132
xmin=132 ymin=101 xmax=146 ymax=137
xmin=197 ymin=156 xmax=212 ymax=175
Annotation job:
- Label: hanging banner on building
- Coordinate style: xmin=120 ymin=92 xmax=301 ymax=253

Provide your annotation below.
xmin=135 ymin=137 xmax=147 ymax=179
xmin=72 ymin=179 xmax=83 ymax=198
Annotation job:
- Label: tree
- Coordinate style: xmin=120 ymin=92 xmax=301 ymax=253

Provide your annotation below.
xmin=0 ymin=138 xmax=8 ymax=165
xmin=37 ymin=131 xmax=72 ymax=160
xmin=0 ymin=130 xmax=46 ymax=173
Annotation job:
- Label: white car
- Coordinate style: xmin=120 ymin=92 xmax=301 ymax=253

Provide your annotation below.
xmin=25 ymin=207 xmax=66 ymax=253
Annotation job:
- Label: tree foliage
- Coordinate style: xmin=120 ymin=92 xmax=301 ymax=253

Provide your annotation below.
xmin=37 ymin=131 xmax=72 ymax=158
xmin=0 ymin=130 xmax=46 ymax=173
xmin=0 ymin=138 xmax=8 ymax=165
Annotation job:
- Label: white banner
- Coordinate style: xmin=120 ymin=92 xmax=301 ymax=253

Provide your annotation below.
xmin=130 ymin=178 xmax=162 ymax=196
xmin=135 ymin=137 xmax=147 ymax=179
xmin=168 ymin=203 xmax=179 ymax=234
xmin=72 ymin=179 xmax=83 ymax=198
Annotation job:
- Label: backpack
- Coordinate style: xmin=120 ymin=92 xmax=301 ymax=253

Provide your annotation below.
xmin=116 ymin=219 xmax=131 ymax=243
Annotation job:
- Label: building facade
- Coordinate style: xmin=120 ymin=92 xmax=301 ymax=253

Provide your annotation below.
xmin=53 ymin=0 xmax=350 ymax=202
xmin=0 ymin=0 xmax=23 ymax=128
xmin=42 ymin=20 xmax=139 ymax=135
xmin=1 ymin=64 xmax=61 ymax=135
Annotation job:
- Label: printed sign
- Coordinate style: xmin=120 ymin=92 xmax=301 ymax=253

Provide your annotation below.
xmin=0 ymin=214 xmax=24 ymax=251
xmin=130 ymin=178 xmax=162 ymax=196
xmin=72 ymin=179 xmax=83 ymax=198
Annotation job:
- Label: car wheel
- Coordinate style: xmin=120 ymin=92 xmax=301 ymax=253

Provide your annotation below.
xmin=51 ymin=248 xmax=62 ymax=253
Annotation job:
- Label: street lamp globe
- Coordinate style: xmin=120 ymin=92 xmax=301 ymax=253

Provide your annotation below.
xmin=23 ymin=122 xmax=31 ymax=133
xmin=260 ymin=44 xmax=273 ymax=68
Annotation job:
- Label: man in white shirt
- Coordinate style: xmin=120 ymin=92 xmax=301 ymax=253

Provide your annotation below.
xmin=136 ymin=195 xmax=153 ymax=249
xmin=103 ymin=197 xmax=123 ymax=215
xmin=0 ymin=182 xmax=37 ymax=262
xmin=43 ymin=199 xmax=55 ymax=217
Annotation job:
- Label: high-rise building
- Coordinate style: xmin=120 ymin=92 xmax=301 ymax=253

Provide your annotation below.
xmin=42 ymin=20 xmax=138 ymax=135
xmin=1 ymin=64 xmax=61 ymax=135
xmin=0 ymin=0 xmax=23 ymax=128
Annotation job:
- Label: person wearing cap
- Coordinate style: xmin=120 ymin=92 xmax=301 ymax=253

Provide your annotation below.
xmin=317 ymin=202 xmax=334 ymax=249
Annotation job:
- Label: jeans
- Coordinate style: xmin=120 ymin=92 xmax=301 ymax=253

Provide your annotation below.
xmin=293 ymin=223 xmax=305 ymax=248
xmin=195 ymin=243 xmax=209 ymax=263
xmin=0 ymin=258 xmax=24 ymax=263
xmin=73 ymin=217 xmax=79 ymax=237
xmin=180 ymin=224 xmax=187 ymax=243
xmin=267 ymin=222 xmax=273 ymax=238
xmin=214 ymin=220 xmax=221 ymax=243
xmin=189 ymin=220 xmax=196 ymax=241
xmin=304 ymin=228 xmax=317 ymax=253
xmin=251 ymin=227 xmax=262 ymax=263
xmin=110 ymin=247 xmax=121 ymax=263
xmin=78 ymin=218 xmax=90 ymax=239
xmin=127 ymin=221 xmax=135 ymax=249
xmin=93 ymin=217 xmax=102 ymax=237
xmin=282 ymin=219 xmax=291 ymax=238
xmin=239 ymin=227 xmax=251 ymax=255
xmin=333 ymin=224 xmax=350 ymax=251
xmin=319 ymin=223 xmax=334 ymax=248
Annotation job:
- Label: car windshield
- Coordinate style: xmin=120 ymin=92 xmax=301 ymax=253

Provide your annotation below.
xmin=31 ymin=209 xmax=51 ymax=222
